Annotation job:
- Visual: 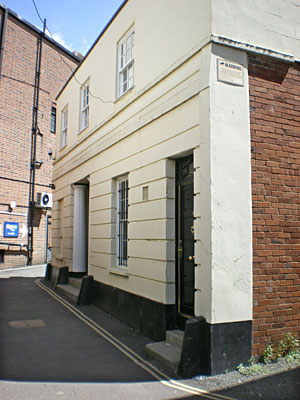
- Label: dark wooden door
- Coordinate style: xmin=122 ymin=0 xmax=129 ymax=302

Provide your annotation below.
xmin=176 ymin=155 xmax=195 ymax=317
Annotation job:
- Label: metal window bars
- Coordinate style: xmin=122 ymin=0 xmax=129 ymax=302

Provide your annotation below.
xmin=117 ymin=178 xmax=128 ymax=266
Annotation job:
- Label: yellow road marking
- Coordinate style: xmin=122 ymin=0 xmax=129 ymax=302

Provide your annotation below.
xmin=35 ymin=279 xmax=237 ymax=400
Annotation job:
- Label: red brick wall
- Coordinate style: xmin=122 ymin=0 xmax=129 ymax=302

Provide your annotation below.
xmin=249 ymin=54 xmax=300 ymax=356
xmin=0 ymin=11 xmax=79 ymax=268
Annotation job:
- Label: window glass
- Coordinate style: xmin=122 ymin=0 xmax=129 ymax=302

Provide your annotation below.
xmin=80 ymin=83 xmax=89 ymax=131
xmin=50 ymin=106 xmax=56 ymax=133
xmin=118 ymin=28 xmax=134 ymax=97
xmin=61 ymin=108 xmax=68 ymax=148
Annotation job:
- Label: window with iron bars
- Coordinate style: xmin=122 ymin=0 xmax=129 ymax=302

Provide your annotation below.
xmin=50 ymin=106 xmax=56 ymax=133
xmin=117 ymin=176 xmax=128 ymax=267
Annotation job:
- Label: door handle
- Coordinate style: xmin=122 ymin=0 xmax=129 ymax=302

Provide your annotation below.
xmin=188 ymin=255 xmax=195 ymax=261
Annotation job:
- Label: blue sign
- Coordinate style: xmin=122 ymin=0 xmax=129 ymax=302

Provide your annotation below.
xmin=4 ymin=222 xmax=19 ymax=238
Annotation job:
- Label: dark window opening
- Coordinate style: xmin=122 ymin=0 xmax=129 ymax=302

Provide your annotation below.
xmin=50 ymin=106 xmax=56 ymax=133
xmin=0 ymin=250 xmax=4 ymax=263
xmin=117 ymin=177 xmax=128 ymax=267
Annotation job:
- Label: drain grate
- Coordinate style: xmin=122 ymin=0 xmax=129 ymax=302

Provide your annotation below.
xmin=8 ymin=319 xmax=46 ymax=328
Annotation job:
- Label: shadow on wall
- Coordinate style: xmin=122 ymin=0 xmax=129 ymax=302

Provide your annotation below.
xmin=248 ymin=56 xmax=289 ymax=84
xmin=3 ymin=250 xmax=27 ymax=258
xmin=27 ymin=207 xmax=43 ymax=228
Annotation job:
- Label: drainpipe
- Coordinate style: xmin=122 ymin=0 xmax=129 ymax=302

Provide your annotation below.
xmin=45 ymin=214 xmax=49 ymax=263
xmin=27 ymin=19 xmax=46 ymax=265
xmin=0 ymin=6 xmax=8 ymax=80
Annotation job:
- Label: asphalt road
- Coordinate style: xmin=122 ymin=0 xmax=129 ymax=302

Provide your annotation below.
xmin=0 ymin=277 xmax=153 ymax=383
xmin=0 ymin=268 xmax=299 ymax=400
xmin=0 ymin=275 xmax=218 ymax=399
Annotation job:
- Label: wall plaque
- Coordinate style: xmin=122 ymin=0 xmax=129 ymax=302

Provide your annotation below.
xmin=217 ymin=59 xmax=244 ymax=86
xmin=4 ymin=222 xmax=19 ymax=238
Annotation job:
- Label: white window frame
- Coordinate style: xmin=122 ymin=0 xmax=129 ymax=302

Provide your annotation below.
xmin=61 ymin=107 xmax=68 ymax=148
xmin=80 ymin=82 xmax=89 ymax=131
xmin=117 ymin=27 xmax=135 ymax=97
xmin=117 ymin=175 xmax=129 ymax=267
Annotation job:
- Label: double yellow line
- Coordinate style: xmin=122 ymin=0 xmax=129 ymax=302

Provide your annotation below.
xmin=35 ymin=279 xmax=236 ymax=400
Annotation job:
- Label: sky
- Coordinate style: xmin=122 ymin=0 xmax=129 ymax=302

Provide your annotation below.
xmin=1 ymin=0 xmax=125 ymax=55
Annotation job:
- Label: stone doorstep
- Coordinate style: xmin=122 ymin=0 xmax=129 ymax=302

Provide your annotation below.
xmin=166 ymin=329 xmax=184 ymax=349
xmin=146 ymin=341 xmax=182 ymax=371
xmin=50 ymin=266 xmax=94 ymax=306
xmin=146 ymin=329 xmax=184 ymax=372
xmin=68 ymin=277 xmax=82 ymax=289
xmin=56 ymin=283 xmax=80 ymax=304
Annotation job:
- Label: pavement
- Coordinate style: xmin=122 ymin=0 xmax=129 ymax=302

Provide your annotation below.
xmin=0 ymin=265 xmax=299 ymax=400
xmin=0 ymin=264 xmax=46 ymax=278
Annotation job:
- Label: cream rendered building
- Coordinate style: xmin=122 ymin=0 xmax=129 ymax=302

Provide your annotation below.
xmin=49 ymin=0 xmax=300 ymax=376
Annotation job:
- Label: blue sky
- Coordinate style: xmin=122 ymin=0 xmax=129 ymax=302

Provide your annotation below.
xmin=1 ymin=0 xmax=125 ymax=55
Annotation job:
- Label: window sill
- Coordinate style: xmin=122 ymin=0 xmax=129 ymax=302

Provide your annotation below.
xmin=115 ymin=85 xmax=134 ymax=103
xmin=56 ymin=254 xmax=64 ymax=261
xmin=78 ymin=124 xmax=89 ymax=135
xmin=109 ymin=267 xmax=129 ymax=277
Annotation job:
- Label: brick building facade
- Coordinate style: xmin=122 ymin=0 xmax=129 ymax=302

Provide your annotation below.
xmin=0 ymin=5 xmax=80 ymax=268
xmin=249 ymin=55 xmax=300 ymax=356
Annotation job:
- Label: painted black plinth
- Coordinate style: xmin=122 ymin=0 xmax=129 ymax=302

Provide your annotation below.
xmin=178 ymin=317 xmax=252 ymax=377
xmin=45 ymin=266 xmax=251 ymax=377
xmin=91 ymin=280 xmax=177 ymax=341
xmin=78 ymin=275 xmax=94 ymax=306
xmin=45 ymin=264 xmax=68 ymax=288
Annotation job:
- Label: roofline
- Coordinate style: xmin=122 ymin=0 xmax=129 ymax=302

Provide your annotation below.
xmin=56 ymin=0 xmax=128 ymax=100
xmin=0 ymin=3 xmax=81 ymax=63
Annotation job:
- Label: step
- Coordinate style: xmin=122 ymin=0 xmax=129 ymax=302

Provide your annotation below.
xmin=68 ymin=277 xmax=82 ymax=289
xmin=146 ymin=341 xmax=181 ymax=372
xmin=56 ymin=283 xmax=80 ymax=304
xmin=166 ymin=330 xmax=184 ymax=350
